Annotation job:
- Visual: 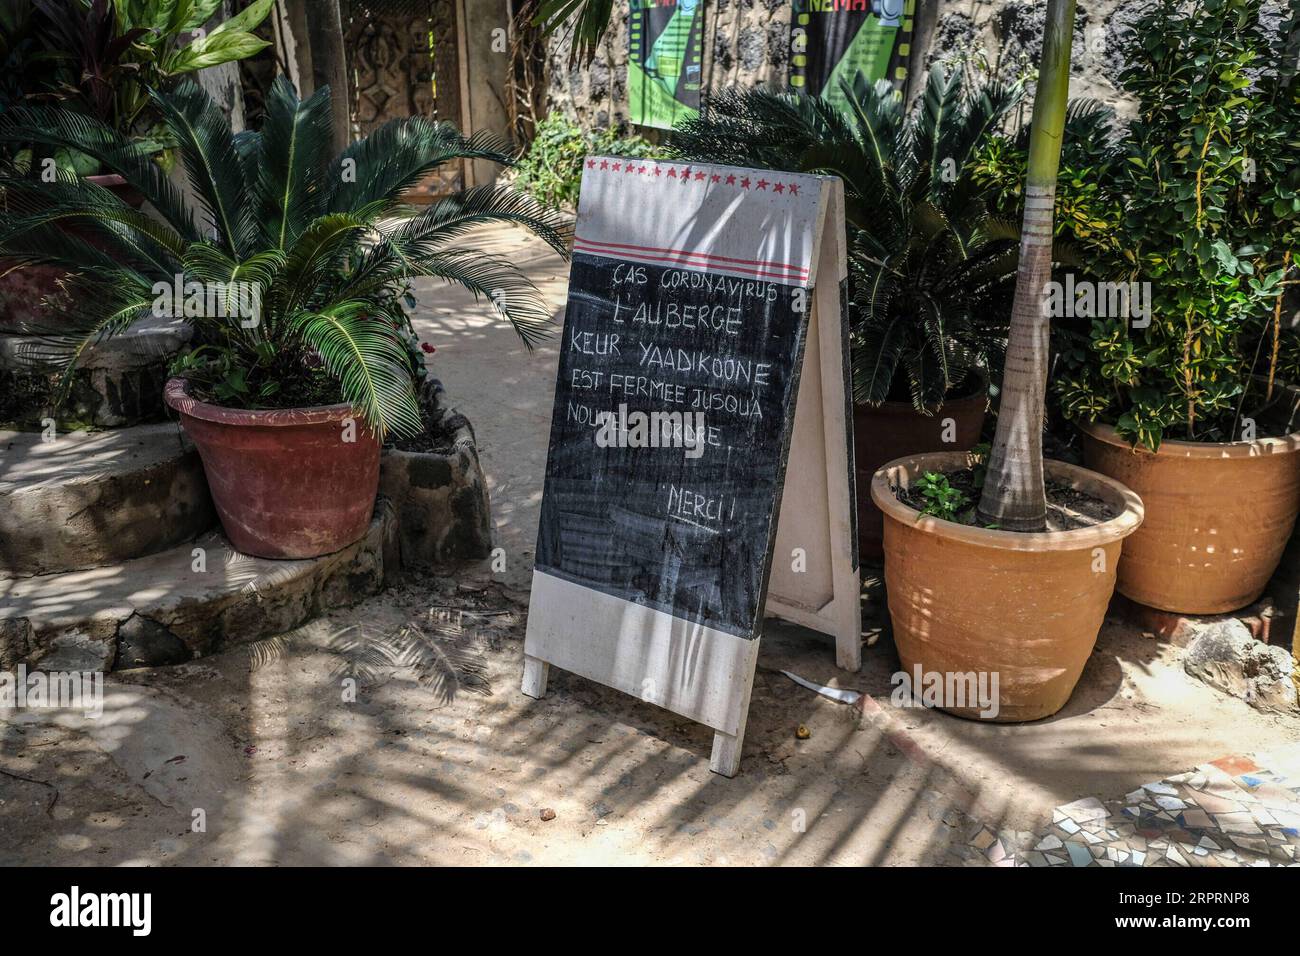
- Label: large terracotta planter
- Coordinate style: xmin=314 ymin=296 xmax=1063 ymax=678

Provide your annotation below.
xmin=871 ymin=452 xmax=1143 ymax=722
xmin=165 ymin=378 xmax=380 ymax=559
xmin=1079 ymin=419 xmax=1300 ymax=614
xmin=853 ymin=377 xmax=987 ymax=562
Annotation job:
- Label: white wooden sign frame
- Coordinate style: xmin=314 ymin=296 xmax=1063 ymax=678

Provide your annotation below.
xmin=522 ymin=159 xmax=857 ymax=777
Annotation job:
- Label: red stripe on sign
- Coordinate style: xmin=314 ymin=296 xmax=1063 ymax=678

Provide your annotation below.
xmin=573 ymin=235 xmax=809 ymax=277
xmin=573 ymin=241 xmax=807 ymax=281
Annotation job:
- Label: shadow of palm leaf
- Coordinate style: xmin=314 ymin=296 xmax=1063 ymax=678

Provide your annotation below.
xmin=244 ymin=613 xmax=495 ymax=707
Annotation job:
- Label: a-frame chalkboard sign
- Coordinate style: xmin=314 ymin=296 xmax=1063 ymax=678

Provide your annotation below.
xmin=521 ymin=156 xmax=858 ymax=776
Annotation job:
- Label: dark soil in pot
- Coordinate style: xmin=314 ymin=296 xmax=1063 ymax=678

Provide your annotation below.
xmin=892 ymin=467 xmax=1120 ymax=531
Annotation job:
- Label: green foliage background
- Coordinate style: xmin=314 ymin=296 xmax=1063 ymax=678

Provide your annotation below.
xmin=513 ymin=112 xmax=658 ymax=212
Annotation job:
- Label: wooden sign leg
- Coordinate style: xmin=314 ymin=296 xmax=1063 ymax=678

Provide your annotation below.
xmin=710 ymin=731 xmax=742 ymax=777
xmin=708 ymin=658 xmax=755 ymax=777
xmin=521 ymin=655 xmax=550 ymax=699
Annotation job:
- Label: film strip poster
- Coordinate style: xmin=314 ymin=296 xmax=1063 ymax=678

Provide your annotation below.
xmin=628 ymin=0 xmax=704 ymax=129
xmin=790 ymin=0 xmax=916 ymax=115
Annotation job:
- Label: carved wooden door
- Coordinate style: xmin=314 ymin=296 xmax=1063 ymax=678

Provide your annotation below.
xmin=343 ymin=0 xmax=464 ymax=200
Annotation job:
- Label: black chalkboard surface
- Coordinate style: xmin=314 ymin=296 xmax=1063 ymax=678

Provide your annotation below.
xmin=535 ymin=255 xmax=808 ymax=638
xmin=522 ymin=157 xmax=852 ymax=776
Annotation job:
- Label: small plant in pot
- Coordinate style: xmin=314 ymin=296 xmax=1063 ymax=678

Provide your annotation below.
xmin=870 ymin=0 xmax=1145 ymax=722
xmin=0 ymin=78 xmax=568 ymax=559
xmin=670 ymin=65 xmax=1024 ymax=560
xmin=1051 ymin=0 xmax=1300 ymax=614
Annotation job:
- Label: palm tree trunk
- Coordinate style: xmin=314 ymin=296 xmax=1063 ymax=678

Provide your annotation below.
xmin=976 ymin=0 xmax=1077 ymax=531
xmin=305 ymin=0 xmax=352 ymax=155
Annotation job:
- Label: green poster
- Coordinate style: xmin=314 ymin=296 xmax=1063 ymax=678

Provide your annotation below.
xmin=790 ymin=0 xmax=916 ymax=115
xmin=628 ymin=0 xmax=704 ymax=129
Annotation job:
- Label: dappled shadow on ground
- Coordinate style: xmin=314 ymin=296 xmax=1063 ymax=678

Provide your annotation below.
xmin=4 ymin=561 xmax=1296 ymax=866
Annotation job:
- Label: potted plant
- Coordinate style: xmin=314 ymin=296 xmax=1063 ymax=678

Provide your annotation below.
xmin=870 ymin=0 xmax=1145 ymax=721
xmin=32 ymin=0 xmax=274 ymax=170
xmin=0 ymin=77 xmax=568 ymax=559
xmin=670 ymin=66 xmax=1023 ymax=559
xmin=0 ymin=0 xmax=273 ymax=329
xmin=1054 ymin=0 xmax=1300 ymax=614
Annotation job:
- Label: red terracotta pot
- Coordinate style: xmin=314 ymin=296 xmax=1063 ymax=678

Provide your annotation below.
xmin=86 ymin=173 xmax=146 ymax=209
xmin=853 ymin=376 xmax=988 ymax=562
xmin=0 ymin=262 xmax=70 ymax=332
xmin=164 ymin=378 xmax=380 ymax=559
xmin=0 ymin=174 xmax=146 ymax=332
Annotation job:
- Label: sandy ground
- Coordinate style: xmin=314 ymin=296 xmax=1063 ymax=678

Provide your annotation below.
xmin=3 ymin=224 xmax=1298 ymax=866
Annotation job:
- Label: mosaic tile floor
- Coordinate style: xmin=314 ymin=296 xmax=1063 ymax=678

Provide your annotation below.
xmin=961 ymin=747 xmax=1300 ymax=867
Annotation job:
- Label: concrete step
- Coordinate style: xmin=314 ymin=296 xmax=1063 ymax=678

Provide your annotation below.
xmin=0 ymin=422 xmax=215 ymax=578
xmin=0 ymin=499 xmax=398 ymax=671
xmin=0 ymin=316 xmax=190 ymax=428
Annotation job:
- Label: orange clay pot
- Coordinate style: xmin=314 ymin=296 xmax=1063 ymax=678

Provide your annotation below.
xmin=1079 ymin=419 xmax=1300 ymax=614
xmin=872 ymin=452 xmax=1143 ymax=722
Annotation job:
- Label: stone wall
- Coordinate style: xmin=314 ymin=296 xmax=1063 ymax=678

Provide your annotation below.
xmin=545 ymin=0 xmax=793 ymax=131
xmin=542 ymin=0 xmax=1163 ymax=131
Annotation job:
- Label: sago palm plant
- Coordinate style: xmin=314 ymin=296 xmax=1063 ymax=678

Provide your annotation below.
xmin=670 ymin=65 xmax=1024 ymax=411
xmin=0 ymin=77 xmax=569 ymax=438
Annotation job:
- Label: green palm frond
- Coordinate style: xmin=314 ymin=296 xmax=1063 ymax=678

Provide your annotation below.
xmin=0 ymin=79 xmax=558 ymax=436
xmin=328 ymin=120 xmax=513 ymax=214
xmin=534 ymin=0 xmax=615 ymax=65
xmin=397 ymin=248 xmax=555 ymax=348
xmin=385 ymin=185 xmax=572 ymax=259
xmin=0 ymin=173 xmax=187 ymax=262
xmin=673 ymin=63 xmax=1017 ymax=411
xmin=0 ymin=104 xmax=198 ymax=238
xmin=853 ymin=308 xmax=908 ymax=404
xmin=181 ymin=244 xmax=286 ymax=334
xmin=911 ymin=63 xmax=964 ymax=187
xmin=31 ymin=272 xmax=156 ymax=405
xmin=292 ymin=300 xmax=422 ymax=440
xmin=183 ymin=244 xmax=287 ymax=289
xmin=830 ymin=78 xmax=904 ymax=201
xmin=256 ymin=77 xmax=335 ymax=249
xmin=151 ymin=78 xmax=256 ymax=255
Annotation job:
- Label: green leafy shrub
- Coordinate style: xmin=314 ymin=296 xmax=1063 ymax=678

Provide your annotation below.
xmin=972 ymin=99 xmax=1125 ymax=258
xmin=0 ymin=78 xmax=569 ymax=438
xmin=981 ymin=0 xmax=1300 ymax=451
xmin=513 ymin=111 xmax=658 ymax=211
xmin=6 ymin=0 xmax=273 ymax=169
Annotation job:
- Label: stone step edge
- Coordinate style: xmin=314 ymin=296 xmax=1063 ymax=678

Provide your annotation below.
xmin=0 ymin=423 xmax=216 ymax=579
xmin=0 ymin=498 xmax=399 ymax=672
